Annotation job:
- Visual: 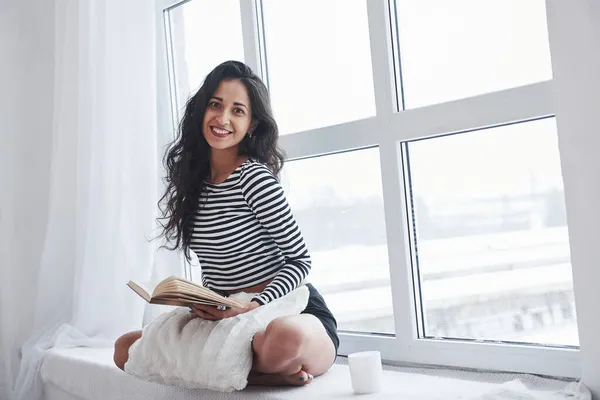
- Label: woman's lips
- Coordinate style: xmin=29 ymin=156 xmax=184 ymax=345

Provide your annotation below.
xmin=210 ymin=126 xmax=232 ymax=138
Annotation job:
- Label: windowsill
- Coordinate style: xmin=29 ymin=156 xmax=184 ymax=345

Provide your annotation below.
xmin=41 ymin=347 xmax=588 ymax=400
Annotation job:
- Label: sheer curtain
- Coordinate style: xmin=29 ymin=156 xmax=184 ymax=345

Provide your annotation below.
xmin=7 ymin=0 xmax=169 ymax=399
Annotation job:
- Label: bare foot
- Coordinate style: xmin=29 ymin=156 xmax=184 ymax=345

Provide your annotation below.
xmin=247 ymin=370 xmax=314 ymax=387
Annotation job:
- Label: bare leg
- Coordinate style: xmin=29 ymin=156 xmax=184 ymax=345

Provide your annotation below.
xmin=114 ymin=330 xmax=142 ymax=370
xmin=114 ymin=315 xmax=337 ymax=387
xmin=248 ymin=314 xmax=336 ymax=386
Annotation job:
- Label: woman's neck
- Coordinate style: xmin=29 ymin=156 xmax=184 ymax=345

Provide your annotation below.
xmin=209 ymin=148 xmax=248 ymax=183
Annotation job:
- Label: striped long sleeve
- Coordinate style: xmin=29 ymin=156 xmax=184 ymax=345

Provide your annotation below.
xmin=240 ymin=163 xmax=311 ymax=305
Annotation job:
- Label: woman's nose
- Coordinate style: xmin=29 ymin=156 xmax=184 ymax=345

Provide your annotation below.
xmin=216 ymin=111 xmax=231 ymax=126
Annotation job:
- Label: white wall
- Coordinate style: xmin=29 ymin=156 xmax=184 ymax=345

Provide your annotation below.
xmin=546 ymin=1 xmax=600 ymax=396
xmin=0 ymin=0 xmax=55 ymax=396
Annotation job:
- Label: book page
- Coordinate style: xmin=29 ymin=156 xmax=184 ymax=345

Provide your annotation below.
xmin=127 ymin=281 xmax=152 ymax=302
xmin=154 ymin=277 xmax=245 ymax=308
xmin=129 ymin=276 xmax=245 ymax=308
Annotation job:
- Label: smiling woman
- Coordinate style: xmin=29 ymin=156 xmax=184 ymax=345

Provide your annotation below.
xmin=113 ymin=61 xmax=339 ymax=387
xmin=202 ymin=80 xmax=256 ymax=153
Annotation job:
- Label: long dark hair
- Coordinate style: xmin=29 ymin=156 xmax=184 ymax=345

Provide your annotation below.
xmin=158 ymin=60 xmax=285 ymax=259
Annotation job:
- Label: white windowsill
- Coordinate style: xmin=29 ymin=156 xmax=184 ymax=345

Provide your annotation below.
xmin=40 ymin=347 xmax=588 ymax=400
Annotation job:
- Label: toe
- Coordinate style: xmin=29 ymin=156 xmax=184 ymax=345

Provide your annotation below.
xmin=286 ymin=370 xmax=312 ymax=386
xmin=295 ymin=370 xmax=309 ymax=384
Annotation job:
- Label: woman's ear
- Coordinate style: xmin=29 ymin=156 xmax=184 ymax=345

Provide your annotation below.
xmin=249 ymin=120 xmax=258 ymax=135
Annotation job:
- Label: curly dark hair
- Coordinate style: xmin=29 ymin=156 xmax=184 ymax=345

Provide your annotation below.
xmin=157 ymin=60 xmax=285 ymax=259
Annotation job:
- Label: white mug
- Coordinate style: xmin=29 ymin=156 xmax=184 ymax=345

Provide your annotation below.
xmin=347 ymin=351 xmax=383 ymax=394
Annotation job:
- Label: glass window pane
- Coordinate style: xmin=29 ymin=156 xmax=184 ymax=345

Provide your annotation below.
xmin=262 ymin=0 xmax=376 ymax=134
xmin=281 ymin=149 xmax=393 ymax=333
xmin=169 ymin=0 xmax=244 ymax=114
xmin=407 ymin=118 xmax=578 ymax=347
xmin=395 ymin=0 xmax=552 ymax=108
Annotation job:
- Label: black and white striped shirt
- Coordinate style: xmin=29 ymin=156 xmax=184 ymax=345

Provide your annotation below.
xmin=190 ymin=159 xmax=311 ymax=305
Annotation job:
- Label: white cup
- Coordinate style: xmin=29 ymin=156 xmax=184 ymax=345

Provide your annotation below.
xmin=347 ymin=351 xmax=383 ymax=394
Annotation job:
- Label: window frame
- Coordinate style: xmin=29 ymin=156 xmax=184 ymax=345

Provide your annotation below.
xmin=155 ymin=0 xmax=586 ymax=378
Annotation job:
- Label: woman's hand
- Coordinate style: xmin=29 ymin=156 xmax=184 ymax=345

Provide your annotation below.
xmin=189 ymin=301 xmax=260 ymax=321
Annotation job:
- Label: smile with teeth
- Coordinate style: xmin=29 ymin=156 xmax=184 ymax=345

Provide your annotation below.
xmin=210 ymin=126 xmax=233 ymax=137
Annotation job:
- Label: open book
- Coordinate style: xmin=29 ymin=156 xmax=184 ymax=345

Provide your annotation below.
xmin=127 ymin=276 xmax=245 ymax=309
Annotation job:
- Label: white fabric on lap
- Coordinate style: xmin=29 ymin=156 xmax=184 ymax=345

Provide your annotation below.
xmin=124 ymin=285 xmax=309 ymax=392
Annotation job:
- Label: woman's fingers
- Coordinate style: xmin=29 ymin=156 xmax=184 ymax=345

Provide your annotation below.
xmin=195 ymin=304 xmax=221 ymax=317
xmin=190 ymin=307 xmax=219 ymax=320
xmin=190 ymin=305 xmax=224 ymax=320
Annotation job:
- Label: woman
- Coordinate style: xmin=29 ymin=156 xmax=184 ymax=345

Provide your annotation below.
xmin=113 ymin=61 xmax=339 ymax=386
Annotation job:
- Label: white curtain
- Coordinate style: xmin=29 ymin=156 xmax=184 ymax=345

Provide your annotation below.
xmin=4 ymin=0 xmax=174 ymax=399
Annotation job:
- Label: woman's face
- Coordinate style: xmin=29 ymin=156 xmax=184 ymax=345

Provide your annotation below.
xmin=202 ymin=79 xmax=255 ymax=153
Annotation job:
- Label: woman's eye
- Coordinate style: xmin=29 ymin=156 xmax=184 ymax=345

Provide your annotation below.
xmin=233 ymin=108 xmax=245 ymax=115
xmin=209 ymin=101 xmax=220 ymax=108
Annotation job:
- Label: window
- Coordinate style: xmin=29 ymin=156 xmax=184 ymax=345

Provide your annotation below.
xmin=261 ymin=0 xmax=376 ymax=134
xmin=407 ymin=118 xmax=577 ymax=346
xmin=394 ymin=0 xmax=552 ymax=108
xmin=157 ymin=0 xmax=583 ymax=379
xmin=281 ymin=148 xmax=394 ymax=334
xmin=168 ymin=0 xmax=244 ymax=117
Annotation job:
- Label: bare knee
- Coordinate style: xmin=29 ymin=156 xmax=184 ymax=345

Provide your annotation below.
xmin=113 ymin=330 xmax=141 ymax=370
xmin=253 ymin=318 xmax=305 ymax=374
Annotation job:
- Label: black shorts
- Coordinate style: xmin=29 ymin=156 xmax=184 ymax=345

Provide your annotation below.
xmin=301 ymin=283 xmax=339 ymax=353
